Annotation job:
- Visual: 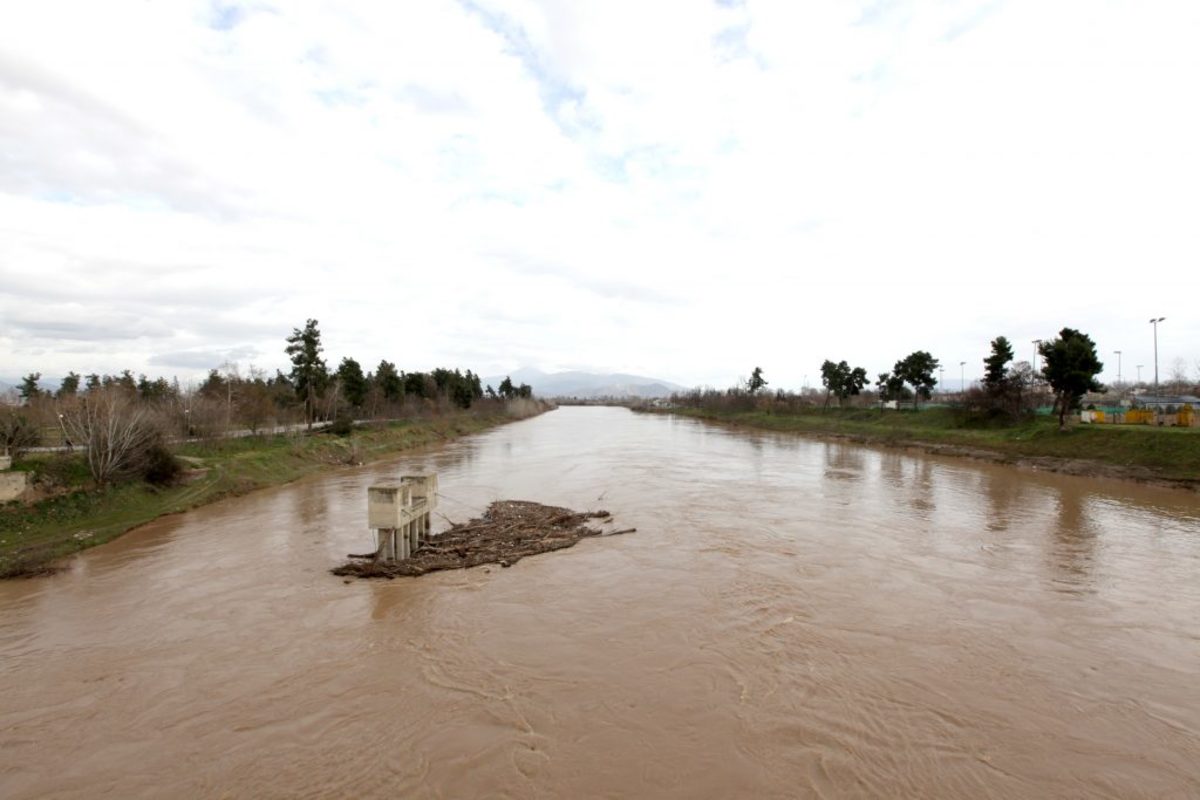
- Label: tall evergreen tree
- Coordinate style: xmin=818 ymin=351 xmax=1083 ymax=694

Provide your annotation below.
xmin=374 ymin=360 xmax=402 ymax=402
xmin=1039 ymin=328 xmax=1105 ymax=430
xmin=337 ymin=357 xmax=368 ymax=408
xmin=983 ymin=336 xmax=1014 ymax=393
xmin=285 ymin=319 xmax=328 ymax=428
xmin=19 ymin=373 xmax=42 ymax=402
xmin=746 ymin=366 xmax=767 ymax=394
xmin=57 ymin=372 xmax=81 ymax=398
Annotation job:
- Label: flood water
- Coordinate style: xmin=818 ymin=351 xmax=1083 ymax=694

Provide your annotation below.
xmin=1 ymin=406 xmax=1198 ymax=798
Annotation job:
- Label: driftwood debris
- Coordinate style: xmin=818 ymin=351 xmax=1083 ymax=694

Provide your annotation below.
xmin=333 ymin=500 xmax=635 ymax=579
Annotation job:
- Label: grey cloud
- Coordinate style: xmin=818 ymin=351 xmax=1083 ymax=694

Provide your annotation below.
xmin=148 ymin=345 xmax=261 ymax=369
xmin=1 ymin=281 xmax=285 ymax=360
xmin=576 ymin=276 xmax=679 ymax=305
xmin=487 ymin=250 xmax=682 ymax=306
xmin=4 ymin=312 xmax=173 ymax=341
xmin=0 ymin=266 xmax=274 ymax=309
xmin=0 ymin=54 xmax=246 ymax=219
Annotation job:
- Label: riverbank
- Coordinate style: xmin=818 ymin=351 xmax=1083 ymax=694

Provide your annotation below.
xmin=646 ymin=406 xmax=1200 ymax=490
xmin=0 ymin=402 xmax=550 ymax=578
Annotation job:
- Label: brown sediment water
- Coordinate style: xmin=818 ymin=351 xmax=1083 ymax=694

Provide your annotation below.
xmin=1 ymin=406 xmax=1198 ymax=798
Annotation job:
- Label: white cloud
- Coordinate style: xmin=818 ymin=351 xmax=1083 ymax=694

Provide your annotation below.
xmin=1 ymin=0 xmax=1198 ymax=389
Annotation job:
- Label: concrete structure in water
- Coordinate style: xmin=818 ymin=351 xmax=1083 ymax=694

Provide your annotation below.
xmin=368 ymin=474 xmax=438 ymax=562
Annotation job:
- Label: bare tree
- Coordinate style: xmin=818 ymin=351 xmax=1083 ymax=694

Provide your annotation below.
xmin=62 ymin=389 xmax=160 ymax=485
xmin=1006 ymin=360 xmax=1036 ymax=416
xmin=0 ymin=407 xmax=41 ymax=457
xmin=1167 ymin=358 xmax=1190 ymax=394
xmin=237 ymin=366 xmax=275 ymax=434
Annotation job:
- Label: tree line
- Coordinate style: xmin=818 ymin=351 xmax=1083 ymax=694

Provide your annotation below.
xmin=2 ymin=318 xmax=534 ymax=483
xmin=281 ymin=319 xmax=529 ymax=427
xmin=683 ymin=327 xmax=1109 ymax=430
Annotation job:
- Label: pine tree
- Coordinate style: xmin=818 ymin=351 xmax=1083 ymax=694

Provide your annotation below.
xmin=1039 ymin=328 xmax=1105 ymax=430
xmin=983 ymin=336 xmax=1014 ymax=394
xmin=285 ymin=319 xmax=328 ymax=428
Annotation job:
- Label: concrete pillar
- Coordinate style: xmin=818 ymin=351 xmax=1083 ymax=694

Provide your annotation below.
xmin=378 ymin=528 xmax=395 ymax=562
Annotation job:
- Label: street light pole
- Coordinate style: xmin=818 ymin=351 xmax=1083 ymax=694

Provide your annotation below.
xmin=57 ymin=412 xmax=70 ymax=451
xmin=959 ymin=361 xmax=966 ymax=393
xmin=1149 ymin=317 xmax=1165 ymax=394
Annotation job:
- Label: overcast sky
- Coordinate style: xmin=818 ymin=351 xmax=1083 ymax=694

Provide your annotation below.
xmin=2 ymin=0 xmax=1198 ymax=391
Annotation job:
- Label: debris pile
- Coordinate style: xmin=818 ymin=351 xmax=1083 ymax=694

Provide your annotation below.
xmin=333 ymin=500 xmax=635 ymax=579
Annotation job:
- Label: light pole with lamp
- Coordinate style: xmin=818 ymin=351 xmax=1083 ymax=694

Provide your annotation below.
xmin=959 ymin=361 xmax=966 ymax=394
xmin=57 ymin=412 xmax=71 ymax=451
xmin=1149 ymin=317 xmax=1165 ymax=395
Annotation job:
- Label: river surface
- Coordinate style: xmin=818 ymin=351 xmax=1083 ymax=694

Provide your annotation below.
xmin=1 ymin=407 xmax=1198 ymax=798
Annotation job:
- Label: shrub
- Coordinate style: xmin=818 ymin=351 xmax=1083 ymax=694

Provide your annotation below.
xmin=141 ymin=442 xmax=183 ymax=486
xmin=328 ymin=414 xmax=355 ymax=437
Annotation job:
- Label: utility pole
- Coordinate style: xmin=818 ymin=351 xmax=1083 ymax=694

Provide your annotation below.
xmin=1150 ymin=317 xmax=1165 ymax=395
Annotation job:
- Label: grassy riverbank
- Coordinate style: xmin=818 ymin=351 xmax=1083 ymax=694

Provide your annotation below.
xmin=0 ymin=405 xmax=547 ymax=578
xmin=654 ymin=406 xmax=1200 ymax=485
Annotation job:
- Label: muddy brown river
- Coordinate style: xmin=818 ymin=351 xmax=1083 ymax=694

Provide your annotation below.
xmin=2 ymin=407 xmax=1198 ymax=798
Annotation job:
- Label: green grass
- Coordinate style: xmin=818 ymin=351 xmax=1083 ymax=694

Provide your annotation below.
xmin=660 ymin=406 xmax=1200 ymax=481
xmin=0 ymin=412 xmax=528 ymax=578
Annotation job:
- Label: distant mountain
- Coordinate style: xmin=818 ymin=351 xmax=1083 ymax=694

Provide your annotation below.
xmin=482 ymin=368 xmax=688 ymax=399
